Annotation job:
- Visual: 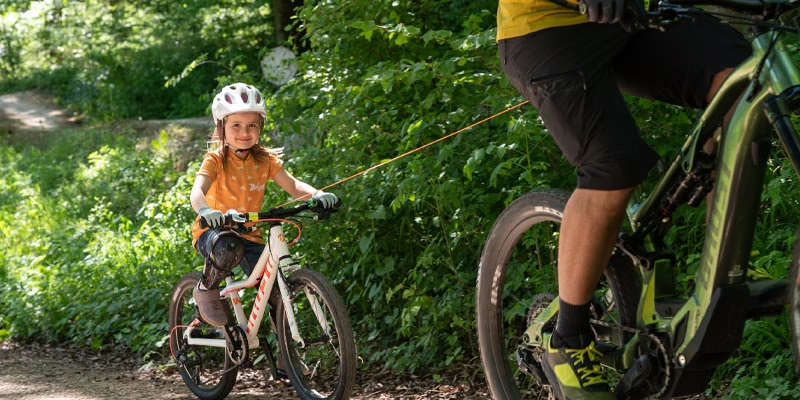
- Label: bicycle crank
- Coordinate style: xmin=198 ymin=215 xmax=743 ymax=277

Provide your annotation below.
xmin=613 ymin=333 xmax=670 ymax=399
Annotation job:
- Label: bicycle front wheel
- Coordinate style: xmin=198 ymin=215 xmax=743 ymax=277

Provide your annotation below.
xmin=476 ymin=189 xmax=640 ymax=399
xmin=276 ymin=268 xmax=357 ymax=400
xmin=168 ymin=272 xmax=238 ymax=400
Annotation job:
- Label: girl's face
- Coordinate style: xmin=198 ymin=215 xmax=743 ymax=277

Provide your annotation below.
xmin=224 ymin=112 xmax=262 ymax=157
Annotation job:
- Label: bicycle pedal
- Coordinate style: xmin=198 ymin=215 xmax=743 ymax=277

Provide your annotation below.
xmin=516 ymin=348 xmax=549 ymax=385
xmin=273 ymin=368 xmax=290 ymax=382
xmin=189 ymin=328 xmax=223 ymax=339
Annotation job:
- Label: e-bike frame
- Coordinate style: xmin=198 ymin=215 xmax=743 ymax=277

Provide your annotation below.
xmin=620 ymin=28 xmax=800 ymax=396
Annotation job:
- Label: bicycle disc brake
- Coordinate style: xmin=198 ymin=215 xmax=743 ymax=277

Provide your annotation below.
xmin=223 ymin=325 xmax=249 ymax=366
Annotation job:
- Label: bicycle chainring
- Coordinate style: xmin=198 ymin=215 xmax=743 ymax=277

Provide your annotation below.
xmin=594 ymin=317 xmax=671 ymax=399
xmin=224 ymin=325 xmax=249 ymax=366
xmin=639 ymin=333 xmax=670 ymax=398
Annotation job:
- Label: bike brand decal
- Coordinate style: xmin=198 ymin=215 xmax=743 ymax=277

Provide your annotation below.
xmin=696 ymin=162 xmax=732 ymax=327
xmin=278 ymin=233 xmax=286 ymax=243
xmin=488 ymin=205 xmax=562 ymax=306
xmin=247 ymin=275 xmax=271 ymax=334
xmin=491 ymin=263 xmax=503 ymax=306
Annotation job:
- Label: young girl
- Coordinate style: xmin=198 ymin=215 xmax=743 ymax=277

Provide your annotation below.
xmin=190 ymin=83 xmax=339 ymax=326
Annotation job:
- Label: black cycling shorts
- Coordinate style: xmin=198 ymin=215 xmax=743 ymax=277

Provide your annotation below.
xmin=498 ymin=16 xmax=752 ymax=190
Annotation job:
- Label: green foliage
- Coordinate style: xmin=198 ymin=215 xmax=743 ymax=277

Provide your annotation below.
xmin=0 ymin=0 xmax=272 ymax=120
xmin=2 ymin=0 xmax=799 ymax=391
xmin=0 ymin=128 xmax=196 ymax=352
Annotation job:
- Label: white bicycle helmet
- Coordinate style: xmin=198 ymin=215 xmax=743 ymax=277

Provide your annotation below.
xmin=211 ymin=83 xmax=267 ymax=123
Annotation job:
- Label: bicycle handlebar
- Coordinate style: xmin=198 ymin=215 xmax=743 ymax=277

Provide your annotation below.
xmin=198 ymin=198 xmax=342 ymax=229
xmin=557 ymin=0 xmax=800 ymax=32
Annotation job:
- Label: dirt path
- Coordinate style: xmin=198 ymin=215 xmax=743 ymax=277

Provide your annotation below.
xmin=0 ymin=91 xmax=76 ymax=130
xmin=0 ymin=341 xmax=487 ymax=400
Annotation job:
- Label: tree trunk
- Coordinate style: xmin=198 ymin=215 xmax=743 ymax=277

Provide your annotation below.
xmin=273 ymin=0 xmax=307 ymax=51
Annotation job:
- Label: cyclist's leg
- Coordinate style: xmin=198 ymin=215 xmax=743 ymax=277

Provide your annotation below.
xmin=238 ymin=240 xmax=265 ymax=277
xmin=501 ymin=22 xmax=655 ymax=400
xmin=194 ymin=230 xmax=245 ymax=326
xmin=559 ymin=188 xmax=633 ymax=305
xmin=613 ymin=14 xmax=751 ymax=108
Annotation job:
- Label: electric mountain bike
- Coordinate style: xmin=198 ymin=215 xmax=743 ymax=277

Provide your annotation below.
xmin=168 ymin=200 xmax=356 ymax=400
xmin=477 ymin=1 xmax=800 ymax=398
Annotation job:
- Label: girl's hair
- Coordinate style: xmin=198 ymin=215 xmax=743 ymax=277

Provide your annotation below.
xmin=210 ymin=118 xmax=284 ymax=168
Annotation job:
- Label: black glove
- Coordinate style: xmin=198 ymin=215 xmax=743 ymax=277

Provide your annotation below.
xmin=580 ymin=0 xmax=625 ymax=24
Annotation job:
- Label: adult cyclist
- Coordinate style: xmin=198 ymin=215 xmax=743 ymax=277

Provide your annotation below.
xmin=495 ymin=1 xmax=751 ymax=398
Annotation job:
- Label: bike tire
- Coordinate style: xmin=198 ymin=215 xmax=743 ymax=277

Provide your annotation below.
xmin=276 ymin=268 xmax=357 ymax=400
xmin=476 ymin=189 xmax=641 ymax=399
xmin=168 ymin=272 xmax=238 ymax=400
xmin=789 ymin=226 xmax=800 ymax=375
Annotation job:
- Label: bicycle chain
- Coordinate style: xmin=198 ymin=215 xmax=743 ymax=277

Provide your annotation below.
xmin=591 ymin=318 xmax=670 ymax=399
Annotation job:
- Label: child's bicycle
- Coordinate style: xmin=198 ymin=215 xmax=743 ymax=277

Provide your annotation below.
xmin=477 ymin=1 xmax=800 ymax=399
xmin=168 ymin=200 xmax=356 ymax=400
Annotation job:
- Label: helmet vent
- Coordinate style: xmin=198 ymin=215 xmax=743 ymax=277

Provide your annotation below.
xmin=241 ymin=92 xmax=249 ymax=103
xmin=224 ymin=94 xmax=233 ymax=104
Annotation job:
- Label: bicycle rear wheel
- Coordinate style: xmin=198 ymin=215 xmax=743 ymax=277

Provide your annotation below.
xmin=276 ymin=268 xmax=357 ymax=400
xmin=475 ymin=189 xmax=640 ymax=399
xmin=168 ymin=272 xmax=238 ymax=400
xmin=789 ymin=226 xmax=800 ymax=375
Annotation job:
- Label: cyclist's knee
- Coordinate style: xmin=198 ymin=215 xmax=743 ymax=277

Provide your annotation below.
xmin=706 ymin=67 xmax=735 ymax=102
xmin=200 ymin=231 xmax=245 ymax=289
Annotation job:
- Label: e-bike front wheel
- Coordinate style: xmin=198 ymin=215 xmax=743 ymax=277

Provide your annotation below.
xmin=168 ymin=272 xmax=238 ymax=400
xmin=476 ymin=189 xmax=641 ymax=400
xmin=276 ymin=268 xmax=357 ymax=400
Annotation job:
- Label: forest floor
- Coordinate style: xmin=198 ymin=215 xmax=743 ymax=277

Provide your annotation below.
xmin=0 ymin=91 xmax=492 ymax=400
xmin=0 ymin=340 xmax=489 ymax=400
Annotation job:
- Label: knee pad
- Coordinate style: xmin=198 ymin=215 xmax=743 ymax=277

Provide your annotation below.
xmin=201 ymin=231 xmax=245 ymax=289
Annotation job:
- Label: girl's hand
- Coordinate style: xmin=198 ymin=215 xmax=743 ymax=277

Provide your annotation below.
xmin=198 ymin=206 xmax=224 ymax=228
xmin=312 ymin=191 xmax=341 ymax=209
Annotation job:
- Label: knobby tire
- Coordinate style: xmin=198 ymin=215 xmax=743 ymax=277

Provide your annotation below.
xmin=168 ymin=272 xmax=238 ymax=400
xmin=476 ymin=189 xmax=640 ymax=399
xmin=276 ymin=268 xmax=357 ymax=400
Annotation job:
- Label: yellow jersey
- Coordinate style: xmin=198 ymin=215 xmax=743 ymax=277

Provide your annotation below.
xmin=497 ymin=0 xmax=588 ymax=40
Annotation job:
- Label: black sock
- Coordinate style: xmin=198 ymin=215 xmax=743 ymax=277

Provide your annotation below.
xmin=553 ymin=299 xmax=592 ymax=348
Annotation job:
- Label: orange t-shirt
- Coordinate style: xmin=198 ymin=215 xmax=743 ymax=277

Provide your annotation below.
xmin=191 ymin=149 xmax=284 ymax=246
xmin=497 ymin=0 xmax=587 ymax=41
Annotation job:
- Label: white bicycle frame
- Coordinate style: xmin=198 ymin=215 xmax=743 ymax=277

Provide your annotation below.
xmin=183 ymin=222 xmax=328 ymax=350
